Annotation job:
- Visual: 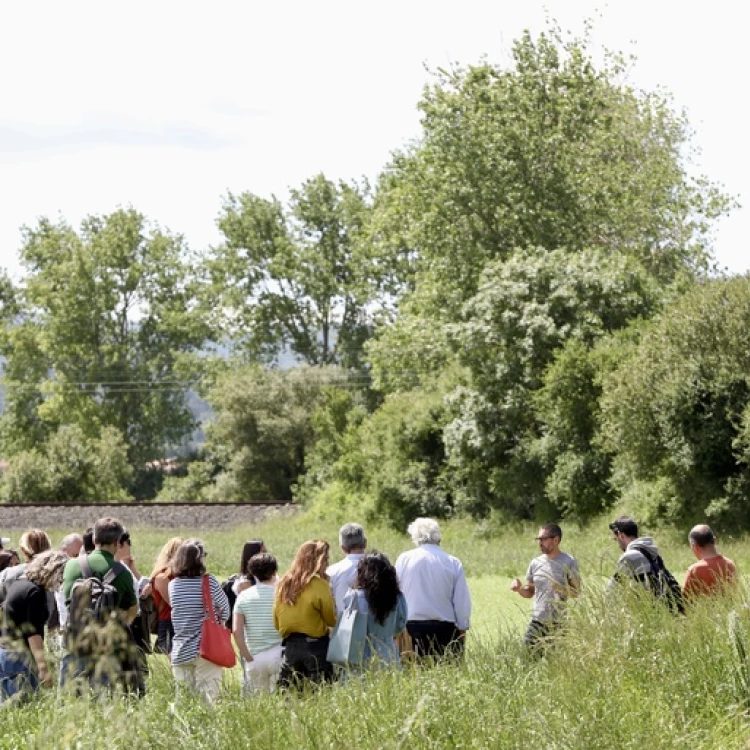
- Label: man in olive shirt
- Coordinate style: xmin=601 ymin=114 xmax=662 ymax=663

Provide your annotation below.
xmin=60 ymin=517 xmax=137 ymax=690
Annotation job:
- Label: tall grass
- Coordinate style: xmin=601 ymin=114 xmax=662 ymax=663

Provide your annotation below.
xmin=2 ymin=515 xmax=750 ymax=748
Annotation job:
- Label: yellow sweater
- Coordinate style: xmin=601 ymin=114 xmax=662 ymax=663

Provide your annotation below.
xmin=273 ymin=575 xmax=337 ymax=638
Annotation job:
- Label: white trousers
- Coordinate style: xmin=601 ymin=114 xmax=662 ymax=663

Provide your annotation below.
xmin=243 ymin=644 xmax=283 ymax=693
xmin=172 ymin=656 xmax=224 ymax=702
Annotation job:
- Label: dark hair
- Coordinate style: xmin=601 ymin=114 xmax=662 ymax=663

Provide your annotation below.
xmin=171 ymin=539 xmax=207 ymax=578
xmin=83 ymin=528 xmax=95 ymax=554
xmin=93 ymin=517 xmax=125 ymax=547
xmin=609 ymin=516 xmax=639 ymax=538
xmin=248 ymin=553 xmax=277 ymax=582
xmin=240 ymin=540 xmax=264 ymax=577
xmin=0 ymin=550 xmax=19 ymax=573
xmin=356 ymin=551 xmax=401 ymax=625
xmin=119 ymin=530 xmax=131 ymax=546
xmin=541 ymin=523 xmax=562 ymax=540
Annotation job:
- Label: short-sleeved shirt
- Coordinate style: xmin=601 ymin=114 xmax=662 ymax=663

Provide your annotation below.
xmin=62 ymin=550 xmax=137 ymax=611
xmin=2 ymin=578 xmax=49 ymax=651
xmin=526 ymin=552 xmax=580 ymax=622
xmin=234 ymin=582 xmax=281 ymax=655
xmin=683 ymin=555 xmax=737 ymax=599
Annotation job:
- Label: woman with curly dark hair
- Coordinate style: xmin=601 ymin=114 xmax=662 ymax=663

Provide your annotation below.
xmin=342 ymin=551 xmax=408 ymax=669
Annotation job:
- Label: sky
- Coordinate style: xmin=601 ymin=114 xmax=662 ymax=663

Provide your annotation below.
xmin=0 ymin=1 xmax=747 ymax=279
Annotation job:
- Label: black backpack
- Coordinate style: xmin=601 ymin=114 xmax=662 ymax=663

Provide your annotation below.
xmin=632 ymin=545 xmax=685 ymax=615
xmin=66 ymin=554 xmax=129 ymax=656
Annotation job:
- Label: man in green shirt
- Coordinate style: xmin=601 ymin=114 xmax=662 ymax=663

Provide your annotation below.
xmin=60 ymin=517 xmax=138 ymax=691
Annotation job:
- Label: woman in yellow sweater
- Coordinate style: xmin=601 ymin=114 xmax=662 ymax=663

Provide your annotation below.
xmin=273 ymin=539 xmax=337 ymax=689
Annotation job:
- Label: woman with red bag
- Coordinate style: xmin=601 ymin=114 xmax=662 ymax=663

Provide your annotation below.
xmin=169 ymin=539 xmax=230 ymax=702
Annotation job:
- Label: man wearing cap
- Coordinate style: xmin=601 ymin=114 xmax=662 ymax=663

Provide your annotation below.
xmin=511 ymin=523 xmax=580 ymax=650
xmin=683 ymin=524 xmax=737 ymax=599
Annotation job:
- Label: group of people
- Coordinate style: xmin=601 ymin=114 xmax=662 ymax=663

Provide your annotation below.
xmin=0 ymin=512 xmax=735 ymax=704
xmin=0 ymin=516 xmax=471 ymax=703
xmin=510 ymin=516 xmax=737 ymax=650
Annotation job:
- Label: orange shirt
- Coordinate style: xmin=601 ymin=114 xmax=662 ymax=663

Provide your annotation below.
xmin=683 ymin=554 xmax=737 ymax=599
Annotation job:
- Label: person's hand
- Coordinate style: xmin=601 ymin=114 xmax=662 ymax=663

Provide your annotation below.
xmin=39 ymin=666 xmax=53 ymax=688
xmin=510 ymin=578 xmax=523 ymax=592
xmin=140 ymin=582 xmax=152 ymax=598
xmin=458 ymin=629 xmax=467 ymax=639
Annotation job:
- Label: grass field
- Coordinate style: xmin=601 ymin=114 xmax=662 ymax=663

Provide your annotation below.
xmin=2 ymin=514 xmax=750 ymax=749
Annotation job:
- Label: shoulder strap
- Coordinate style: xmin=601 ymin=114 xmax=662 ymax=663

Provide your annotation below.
xmin=631 ymin=545 xmax=661 ymax=570
xmin=103 ymin=561 xmax=128 ymax=586
xmin=79 ymin=554 xmax=94 ymax=579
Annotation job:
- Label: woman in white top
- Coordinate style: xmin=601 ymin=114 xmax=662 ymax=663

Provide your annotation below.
xmin=232 ymin=553 xmax=282 ymax=693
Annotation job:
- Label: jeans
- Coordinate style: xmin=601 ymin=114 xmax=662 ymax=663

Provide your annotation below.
xmin=156 ymin=620 xmax=174 ymax=656
xmin=0 ymin=648 xmax=38 ymax=702
xmin=522 ymin=619 xmax=560 ymax=652
xmin=278 ymin=634 xmax=333 ymax=691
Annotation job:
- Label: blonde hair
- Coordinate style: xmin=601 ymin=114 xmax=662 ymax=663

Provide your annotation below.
xmin=19 ymin=529 xmax=52 ymax=561
xmin=149 ymin=537 xmax=185 ymax=580
xmin=25 ymin=550 xmax=69 ymax=590
xmin=276 ymin=540 xmax=330 ymax=606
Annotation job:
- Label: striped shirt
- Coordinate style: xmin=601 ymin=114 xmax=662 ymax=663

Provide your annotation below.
xmin=169 ymin=575 xmax=230 ymax=665
xmin=234 ymin=582 xmax=281 ymax=655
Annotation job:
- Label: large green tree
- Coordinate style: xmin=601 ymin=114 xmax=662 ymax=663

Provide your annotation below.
xmin=0 ymin=208 xmax=209 ymax=484
xmin=357 ymin=22 xmax=734 ymax=523
xmin=210 ymin=173 xmax=380 ymax=368
xmin=600 ymin=276 xmax=750 ymax=530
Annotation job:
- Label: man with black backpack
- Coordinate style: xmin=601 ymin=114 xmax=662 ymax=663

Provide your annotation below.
xmin=59 ymin=517 xmax=138 ymax=691
xmin=607 ymin=516 xmax=684 ymax=614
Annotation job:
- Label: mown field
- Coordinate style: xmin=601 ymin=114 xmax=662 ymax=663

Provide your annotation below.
xmin=2 ymin=514 xmax=750 ymax=749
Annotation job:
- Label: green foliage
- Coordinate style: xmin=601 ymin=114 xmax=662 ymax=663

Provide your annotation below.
xmin=167 ymin=365 xmax=352 ymax=503
xmin=601 ymin=276 xmax=750 ymax=529
xmin=1 ymin=424 xmax=132 ymax=503
xmin=369 ymin=24 xmax=732 ymax=321
xmin=210 ymin=173 xmax=381 ymax=368
xmin=0 ymin=209 xmax=210 ymax=479
xmin=443 ymin=247 xmax=663 ymax=519
xmin=308 ymin=374 xmax=462 ymax=528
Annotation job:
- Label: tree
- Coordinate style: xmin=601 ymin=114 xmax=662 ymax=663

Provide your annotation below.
xmin=210 ymin=173 xmax=380 ymax=368
xmin=600 ymin=276 xmax=750 ymax=530
xmin=368 ymin=25 xmax=732 ymax=322
xmin=442 ymin=247 xmax=663 ymax=518
xmin=0 ymin=208 xmax=209 ymax=486
xmin=190 ymin=365 xmax=350 ymax=503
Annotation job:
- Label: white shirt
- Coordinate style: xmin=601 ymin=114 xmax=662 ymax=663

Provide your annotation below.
xmin=327 ymin=553 xmax=364 ymax=614
xmin=395 ymin=544 xmax=471 ymax=630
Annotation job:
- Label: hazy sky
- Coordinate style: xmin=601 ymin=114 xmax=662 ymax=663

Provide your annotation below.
xmin=1 ymin=1 xmax=746 ymax=278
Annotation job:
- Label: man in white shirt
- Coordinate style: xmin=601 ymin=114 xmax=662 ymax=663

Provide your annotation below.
xmin=395 ymin=517 xmax=471 ymax=660
xmin=326 ymin=523 xmax=367 ymax=614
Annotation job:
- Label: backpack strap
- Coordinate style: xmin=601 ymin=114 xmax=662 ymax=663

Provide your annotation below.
xmin=103 ymin=561 xmax=128 ymax=586
xmin=631 ymin=544 xmax=662 ymax=571
xmin=79 ymin=553 xmax=94 ymax=579
xmin=79 ymin=554 xmax=127 ymax=585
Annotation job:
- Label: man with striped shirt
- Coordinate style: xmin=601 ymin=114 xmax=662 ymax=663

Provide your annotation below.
xmin=232 ymin=553 xmax=282 ymax=692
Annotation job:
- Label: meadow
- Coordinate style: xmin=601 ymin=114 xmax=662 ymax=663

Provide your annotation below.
xmin=2 ymin=514 xmax=750 ymax=749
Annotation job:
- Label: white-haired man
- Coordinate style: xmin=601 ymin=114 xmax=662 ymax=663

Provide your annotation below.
xmin=395 ymin=517 xmax=471 ymax=659
xmin=326 ymin=522 xmax=367 ymax=614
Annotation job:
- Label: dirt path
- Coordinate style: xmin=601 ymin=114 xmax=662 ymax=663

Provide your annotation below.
xmin=0 ymin=503 xmax=298 ymax=532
